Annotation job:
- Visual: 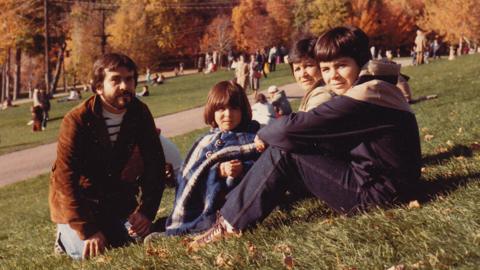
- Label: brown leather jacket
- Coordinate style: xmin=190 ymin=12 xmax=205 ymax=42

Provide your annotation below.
xmin=49 ymin=95 xmax=166 ymax=240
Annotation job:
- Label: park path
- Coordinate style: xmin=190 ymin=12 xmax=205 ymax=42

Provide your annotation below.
xmin=0 ymin=82 xmax=304 ymax=187
xmin=0 ymin=58 xmax=413 ymax=187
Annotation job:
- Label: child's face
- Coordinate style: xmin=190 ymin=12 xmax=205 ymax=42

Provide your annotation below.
xmin=215 ymin=106 xmax=242 ymax=132
xmin=292 ymin=58 xmax=322 ymax=91
xmin=319 ymin=57 xmax=360 ymax=94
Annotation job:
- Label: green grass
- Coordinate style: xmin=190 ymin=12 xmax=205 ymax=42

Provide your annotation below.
xmin=1 ymin=55 xmax=480 ymax=269
xmin=0 ymin=64 xmax=294 ymax=155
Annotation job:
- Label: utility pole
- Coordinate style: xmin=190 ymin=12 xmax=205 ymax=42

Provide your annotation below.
xmin=94 ymin=8 xmax=112 ymax=55
xmin=44 ymin=0 xmax=51 ymax=95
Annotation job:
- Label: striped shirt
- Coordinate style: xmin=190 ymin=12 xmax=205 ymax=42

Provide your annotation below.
xmin=102 ymin=108 xmax=125 ymax=144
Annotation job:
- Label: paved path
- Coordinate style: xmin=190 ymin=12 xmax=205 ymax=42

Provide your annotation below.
xmin=0 ymin=83 xmax=304 ymax=187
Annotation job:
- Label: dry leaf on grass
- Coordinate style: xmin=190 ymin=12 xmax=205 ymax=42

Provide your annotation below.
xmin=455 ymin=156 xmax=465 ymax=160
xmin=435 ymin=147 xmax=448 ymax=153
xmin=471 ymin=142 xmax=480 ymax=151
xmin=283 ymin=254 xmax=295 ymax=269
xmin=145 ymin=246 xmax=169 ymax=259
xmin=424 ymin=134 xmax=434 ymax=142
xmin=408 ymin=200 xmax=421 ymax=209
xmin=215 ymin=252 xmax=233 ymax=268
xmin=387 ymin=264 xmax=405 ymax=270
xmin=421 ymin=127 xmax=429 ymax=132
xmin=446 ymin=140 xmax=454 ymax=147
xmin=246 ymin=241 xmax=259 ymax=258
xmin=274 ymin=243 xmax=292 ymax=254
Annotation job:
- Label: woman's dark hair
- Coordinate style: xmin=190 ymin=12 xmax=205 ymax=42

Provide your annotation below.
xmin=204 ymin=81 xmax=252 ymax=130
xmin=91 ymin=53 xmax=139 ymax=93
xmin=315 ymin=26 xmax=371 ymax=68
xmin=288 ymin=37 xmax=317 ymax=64
xmin=255 ymin=93 xmax=267 ymax=104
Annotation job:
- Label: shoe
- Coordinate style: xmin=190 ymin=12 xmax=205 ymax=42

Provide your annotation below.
xmin=188 ymin=215 xmax=241 ymax=251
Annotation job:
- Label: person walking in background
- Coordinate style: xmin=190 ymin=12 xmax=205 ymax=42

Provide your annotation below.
xmin=268 ymin=46 xmax=277 ymax=72
xmin=251 ymin=93 xmax=275 ymax=126
xmin=235 ymin=55 xmax=249 ymax=90
xmin=249 ymin=54 xmax=260 ymax=97
xmin=414 ymin=29 xmax=427 ymax=65
xmin=38 ymin=89 xmax=51 ymax=130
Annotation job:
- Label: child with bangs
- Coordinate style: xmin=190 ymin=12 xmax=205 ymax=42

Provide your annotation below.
xmin=165 ymin=81 xmax=260 ymax=236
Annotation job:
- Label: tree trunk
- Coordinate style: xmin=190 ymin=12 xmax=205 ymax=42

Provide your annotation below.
xmin=62 ymin=58 xmax=67 ymax=92
xmin=1 ymin=64 xmax=5 ymax=103
xmin=13 ymin=48 xmax=21 ymax=101
xmin=5 ymin=48 xmax=11 ymax=100
xmin=50 ymin=42 xmax=66 ymax=94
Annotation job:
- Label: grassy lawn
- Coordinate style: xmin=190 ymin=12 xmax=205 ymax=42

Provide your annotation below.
xmin=1 ymin=55 xmax=480 ymax=269
xmin=0 ymin=64 xmax=295 ymax=155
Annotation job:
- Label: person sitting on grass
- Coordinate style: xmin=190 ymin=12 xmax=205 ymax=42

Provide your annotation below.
xmin=188 ymin=26 xmax=422 ymax=250
xmin=164 ymin=80 xmax=260 ymax=236
xmin=136 ymin=85 xmax=150 ymax=97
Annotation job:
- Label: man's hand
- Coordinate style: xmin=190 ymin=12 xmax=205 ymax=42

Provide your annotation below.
xmin=128 ymin=212 xmax=152 ymax=238
xmin=82 ymin=231 xmax=107 ymax=259
xmin=219 ymin=160 xmax=244 ymax=179
xmin=254 ymin=135 xmax=267 ymax=153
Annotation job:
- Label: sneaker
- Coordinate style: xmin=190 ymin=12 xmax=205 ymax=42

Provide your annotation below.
xmin=188 ymin=215 xmax=241 ymax=251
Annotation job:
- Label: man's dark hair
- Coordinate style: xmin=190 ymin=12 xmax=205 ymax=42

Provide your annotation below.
xmin=91 ymin=53 xmax=138 ymax=93
xmin=315 ymin=26 xmax=371 ymax=68
xmin=204 ymin=80 xmax=252 ymax=131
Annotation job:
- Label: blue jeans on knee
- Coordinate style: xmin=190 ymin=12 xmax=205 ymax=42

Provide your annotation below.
xmin=220 ymin=147 xmax=393 ymax=230
xmin=56 ymin=220 xmax=135 ymax=260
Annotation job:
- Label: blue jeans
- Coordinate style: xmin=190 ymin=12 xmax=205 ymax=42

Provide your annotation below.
xmin=56 ymin=220 xmax=136 ymax=260
xmin=220 ymin=147 xmax=396 ymax=230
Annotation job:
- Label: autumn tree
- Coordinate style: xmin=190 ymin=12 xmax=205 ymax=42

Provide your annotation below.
xmin=308 ymin=0 xmax=349 ymax=36
xmin=266 ymin=0 xmax=295 ymax=45
xmin=421 ymin=0 xmax=480 ymax=47
xmin=200 ymin=15 xmax=233 ymax=66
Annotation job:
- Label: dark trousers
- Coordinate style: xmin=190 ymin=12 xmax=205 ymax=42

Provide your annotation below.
xmin=220 ymin=147 xmax=394 ymax=230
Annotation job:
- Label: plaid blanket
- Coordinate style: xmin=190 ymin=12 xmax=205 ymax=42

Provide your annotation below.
xmin=165 ymin=129 xmax=259 ymax=236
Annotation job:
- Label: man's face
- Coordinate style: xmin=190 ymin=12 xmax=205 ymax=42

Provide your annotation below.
xmin=292 ymin=58 xmax=322 ymax=91
xmin=97 ymin=67 xmax=136 ymax=112
xmin=320 ymin=57 xmax=360 ymax=95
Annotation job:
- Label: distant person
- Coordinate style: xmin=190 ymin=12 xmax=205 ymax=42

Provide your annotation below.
xmin=1 ymin=96 xmax=13 ymax=110
xmin=251 ymin=93 xmax=275 ymax=126
xmin=235 ymin=55 xmax=249 ymax=90
xmin=268 ymin=46 xmax=277 ymax=72
xmin=179 ymin=62 xmax=184 ymax=75
xmin=414 ymin=29 xmax=427 ymax=65
xmin=49 ymin=53 xmax=166 ymax=260
xmin=136 ymin=85 xmax=150 ymax=97
xmin=38 ymin=89 xmax=50 ymax=130
xmin=164 ymin=81 xmax=260 ymax=236
xmin=146 ymin=68 xmax=151 ymax=84
xmin=268 ymin=85 xmax=292 ymax=117
xmin=68 ymin=89 xmax=81 ymax=101
xmin=432 ymin=37 xmax=440 ymax=59
xmin=197 ymin=54 xmax=204 ymax=73
xmin=249 ymin=54 xmax=260 ymax=97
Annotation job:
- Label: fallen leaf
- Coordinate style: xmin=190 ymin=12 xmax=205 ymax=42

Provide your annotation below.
xmin=387 ymin=264 xmax=405 ymax=270
xmin=215 ymin=252 xmax=233 ymax=268
xmin=421 ymin=127 xmax=429 ymax=132
xmin=457 ymin=127 xmax=463 ymax=133
xmin=424 ymin=134 xmax=434 ymax=142
xmin=408 ymin=200 xmax=421 ymax=209
xmin=274 ymin=243 xmax=292 ymax=254
xmin=446 ymin=140 xmax=454 ymax=147
xmin=435 ymin=147 xmax=448 ymax=153
xmin=145 ymin=246 xmax=169 ymax=259
xmin=471 ymin=142 xmax=480 ymax=151
xmin=246 ymin=241 xmax=258 ymax=258
xmin=455 ymin=156 xmax=465 ymax=160
xmin=283 ymin=254 xmax=295 ymax=269
xmin=385 ymin=211 xmax=396 ymax=220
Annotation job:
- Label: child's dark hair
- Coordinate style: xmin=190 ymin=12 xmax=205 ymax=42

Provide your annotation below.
xmin=91 ymin=53 xmax=138 ymax=93
xmin=204 ymin=81 xmax=252 ymax=130
xmin=255 ymin=93 xmax=267 ymax=104
xmin=315 ymin=26 xmax=371 ymax=68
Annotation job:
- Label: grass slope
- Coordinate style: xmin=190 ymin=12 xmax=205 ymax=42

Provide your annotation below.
xmin=0 ymin=64 xmax=294 ymax=155
xmin=1 ymin=55 xmax=479 ymax=269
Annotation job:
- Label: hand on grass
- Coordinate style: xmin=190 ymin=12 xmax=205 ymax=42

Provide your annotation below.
xmin=82 ymin=231 xmax=106 ymax=259
xmin=219 ymin=160 xmax=243 ymax=179
xmin=128 ymin=212 xmax=152 ymax=238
